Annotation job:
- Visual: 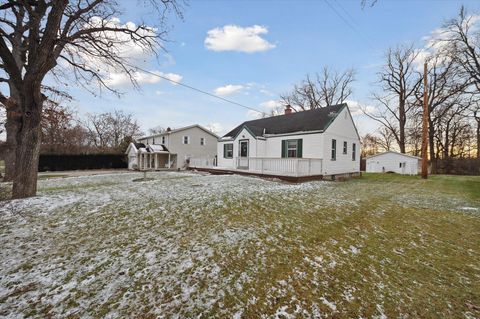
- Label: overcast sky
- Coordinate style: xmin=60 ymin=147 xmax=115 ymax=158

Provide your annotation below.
xmin=45 ymin=0 xmax=480 ymax=137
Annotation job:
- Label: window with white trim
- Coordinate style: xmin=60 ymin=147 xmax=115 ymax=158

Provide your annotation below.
xmin=183 ymin=136 xmax=190 ymax=144
xmin=161 ymin=136 xmax=166 ymax=144
xmin=343 ymin=141 xmax=347 ymax=154
xmin=224 ymin=144 xmax=233 ymax=158
xmin=352 ymin=143 xmax=356 ymax=161
xmin=287 ymin=140 xmax=298 ymax=158
xmin=200 ymin=137 xmax=205 ymax=146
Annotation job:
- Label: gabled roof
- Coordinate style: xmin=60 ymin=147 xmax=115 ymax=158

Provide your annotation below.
xmin=223 ymin=104 xmax=347 ymax=139
xmin=125 ymin=142 xmax=146 ymax=155
xmin=366 ymin=151 xmax=422 ymax=160
xmin=139 ymin=124 xmax=219 ymax=140
xmin=147 ymin=144 xmax=169 ymax=153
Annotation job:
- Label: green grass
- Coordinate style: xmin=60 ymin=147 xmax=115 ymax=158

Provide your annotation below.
xmin=1 ymin=172 xmax=479 ymax=318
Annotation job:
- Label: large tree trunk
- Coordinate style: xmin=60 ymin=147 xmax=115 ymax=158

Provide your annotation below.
xmin=398 ymin=97 xmax=406 ymax=154
xmin=11 ymin=86 xmax=43 ymax=199
xmin=3 ymin=119 xmax=17 ymax=181
xmin=428 ymin=119 xmax=436 ymax=174
xmin=476 ymin=117 xmax=480 ymax=159
xmin=3 ymin=95 xmax=20 ymax=181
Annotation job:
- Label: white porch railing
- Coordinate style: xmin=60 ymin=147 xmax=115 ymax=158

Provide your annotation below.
xmin=189 ymin=157 xmax=323 ymax=177
xmin=189 ymin=157 xmax=217 ymax=168
xmin=237 ymin=157 xmax=323 ymax=177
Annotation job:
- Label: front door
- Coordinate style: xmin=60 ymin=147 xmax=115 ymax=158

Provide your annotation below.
xmin=238 ymin=140 xmax=249 ymax=169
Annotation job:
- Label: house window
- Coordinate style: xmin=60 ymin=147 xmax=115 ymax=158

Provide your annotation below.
xmin=352 ymin=143 xmax=356 ymax=161
xmin=281 ymin=139 xmax=303 ymax=158
xmin=183 ymin=136 xmax=190 ymax=144
xmin=223 ymin=143 xmax=233 ymax=158
xmin=343 ymin=141 xmax=347 ymax=154
xmin=331 ymin=139 xmax=337 ymax=161
xmin=153 ymin=138 xmax=155 ymax=144
xmin=200 ymin=137 xmax=205 ymax=146
xmin=161 ymin=136 xmax=166 ymax=144
xmin=287 ymin=140 xmax=298 ymax=158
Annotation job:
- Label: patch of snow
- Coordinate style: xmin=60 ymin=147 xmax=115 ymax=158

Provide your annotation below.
xmin=320 ymin=297 xmax=337 ymax=311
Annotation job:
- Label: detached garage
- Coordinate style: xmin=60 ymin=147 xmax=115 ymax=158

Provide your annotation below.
xmin=366 ymin=151 xmax=421 ymax=175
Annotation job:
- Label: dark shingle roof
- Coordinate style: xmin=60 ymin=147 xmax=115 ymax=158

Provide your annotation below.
xmin=223 ymin=103 xmax=347 ymax=138
xmin=134 ymin=142 xmax=146 ymax=149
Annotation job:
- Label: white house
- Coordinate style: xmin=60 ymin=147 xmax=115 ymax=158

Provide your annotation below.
xmin=366 ymin=151 xmax=421 ymax=175
xmin=190 ymin=104 xmax=361 ymax=180
xmin=126 ymin=124 xmax=218 ymax=170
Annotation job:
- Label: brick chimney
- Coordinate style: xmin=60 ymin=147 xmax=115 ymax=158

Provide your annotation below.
xmin=284 ymin=105 xmax=292 ymax=115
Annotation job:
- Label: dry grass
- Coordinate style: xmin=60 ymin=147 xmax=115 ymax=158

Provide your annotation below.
xmin=0 ymin=172 xmax=479 ymax=318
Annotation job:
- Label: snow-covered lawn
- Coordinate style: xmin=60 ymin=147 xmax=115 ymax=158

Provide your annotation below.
xmin=0 ymin=172 xmax=479 ymax=318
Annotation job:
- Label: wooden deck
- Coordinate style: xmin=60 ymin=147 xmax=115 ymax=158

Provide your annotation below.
xmin=188 ymin=166 xmax=326 ymax=182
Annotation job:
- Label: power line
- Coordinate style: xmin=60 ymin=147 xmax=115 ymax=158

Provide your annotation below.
xmin=125 ymin=63 xmax=264 ymax=114
xmin=333 ymin=0 xmax=360 ymax=28
xmin=323 ymin=0 xmax=376 ymax=50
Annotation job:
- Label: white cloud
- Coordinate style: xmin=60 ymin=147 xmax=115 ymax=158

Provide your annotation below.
xmin=205 ymin=122 xmax=223 ymax=134
xmin=205 ymin=25 xmax=276 ymax=53
xmin=106 ymin=70 xmax=182 ymax=87
xmin=260 ymin=100 xmax=282 ymax=109
xmin=246 ymin=110 xmax=263 ymax=119
xmin=345 ymin=99 xmax=375 ymax=116
xmin=416 ymin=13 xmax=480 ymax=70
xmin=214 ymin=84 xmax=244 ymax=96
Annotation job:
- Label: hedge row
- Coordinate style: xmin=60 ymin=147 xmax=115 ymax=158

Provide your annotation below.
xmin=38 ymin=154 xmax=127 ymax=172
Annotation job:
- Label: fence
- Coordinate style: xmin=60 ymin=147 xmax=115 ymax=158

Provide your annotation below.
xmin=38 ymin=154 xmax=127 ymax=172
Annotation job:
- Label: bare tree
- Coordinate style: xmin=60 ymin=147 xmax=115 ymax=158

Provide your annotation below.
xmin=364 ymin=44 xmax=422 ymax=153
xmin=85 ymin=110 xmax=142 ymax=151
xmin=376 ymin=127 xmax=396 ymax=152
xmin=412 ymin=54 xmax=470 ymax=168
xmin=148 ymin=126 xmax=166 ymax=135
xmin=435 ymin=102 xmax=472 ymax=159
xmin=440 ymin=6 xmax=480 ymax=158
xmin=280 ymin=67 xmax=355 ymax=111
xmin=0 ymin=1 xmax=181 ymax=198
xmin=360 ymin=133 xmax=379 ymax=158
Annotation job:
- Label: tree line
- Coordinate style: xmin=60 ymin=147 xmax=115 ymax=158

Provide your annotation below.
xmin=1 ymin=92 xmax=143 ymax=155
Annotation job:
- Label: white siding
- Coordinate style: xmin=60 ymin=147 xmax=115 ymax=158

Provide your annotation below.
xmin=127 ymin=146 xmax=138 ymax=170
xmin=366 ymin=152 xmax=420 ymax=175
xmin=321 ymin=107 xmax=360 ymax=175
xmin=138 ymin=126 xmax=217 ymax=169
xmin=217 ymin=141 xmax=234 ymax=168
xmin=214 ymin=106 xmax=360 ymax=176
xmin=217 ymin=127 xmax=257 ymax=168
xmin=264 ymin=133 xmax=323 ymax=158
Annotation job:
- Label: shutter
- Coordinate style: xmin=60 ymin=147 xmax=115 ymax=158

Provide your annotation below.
xmin=281 ymin=140 xmax=286 ymax=158
xmin=223 ymin=144 xmax=227 ymax=158
xmin=297 ymin=139 xmax=303 ymax=158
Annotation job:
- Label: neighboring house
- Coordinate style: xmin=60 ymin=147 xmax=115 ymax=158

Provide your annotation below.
xmin=125 ymin=142 xmax=145 ymax=170
xmin=127 ymin=124 xmax=218 ymax=170
xmin=366 ymin=151 xmax=421 ymax=175
xmin=190 ymin=103 xmax=361 ymax=180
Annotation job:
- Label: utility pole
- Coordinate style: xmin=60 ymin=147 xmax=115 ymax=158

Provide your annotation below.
xmin=421 ymin=62 xmax=429 ymax=179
